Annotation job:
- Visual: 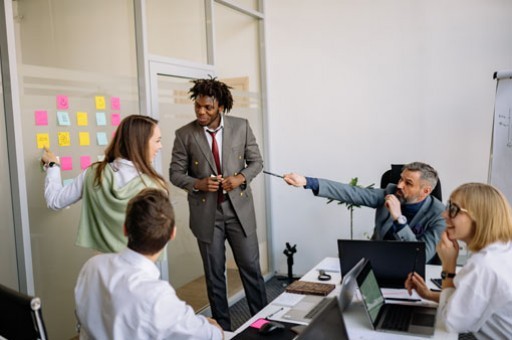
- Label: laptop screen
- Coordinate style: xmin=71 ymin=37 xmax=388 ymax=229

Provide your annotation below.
xmin=357 ymin=261 xmax=385 ymax=325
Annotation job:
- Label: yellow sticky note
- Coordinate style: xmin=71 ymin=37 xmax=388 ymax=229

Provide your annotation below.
xmin=58 ymin=132 xmax=71 ymax=146
xmin=76 ymin=112 xmax=88 ymax=126
xmin=79 ymin=132 xmax=90 ymax=146
xmin=36 ymin=133 xmax=50 ymax=149
xmin=95 ymin=96 xmax=106 ymax=110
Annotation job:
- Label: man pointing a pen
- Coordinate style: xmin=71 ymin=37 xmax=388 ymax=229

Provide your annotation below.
xmin=169 ymin=77 xmax=267 ymax=331
xmin=283 ymin=162 xmax=445 ymax=263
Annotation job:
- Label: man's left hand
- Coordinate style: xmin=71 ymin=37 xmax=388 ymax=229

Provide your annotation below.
xmin=384 ymin=194 xmax=402 ymax=220
xmin=221 ymin=174 xmax=245 ymax=192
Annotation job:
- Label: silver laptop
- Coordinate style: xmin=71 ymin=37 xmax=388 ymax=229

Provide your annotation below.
xmin=281 ymin=258 xmax=366 ymax=324
xmin=356 ymin=259 xmax=437 ymax=337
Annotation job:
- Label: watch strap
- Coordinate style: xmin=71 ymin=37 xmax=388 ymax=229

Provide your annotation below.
xmin=441 ymin=271 xmax=456 ymax=279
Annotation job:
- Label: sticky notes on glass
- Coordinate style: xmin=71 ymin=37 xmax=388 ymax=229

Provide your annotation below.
xmin=57 ymin=95 xmax=69 ymax=110
xmin=36 ymin=133 xmax=50 ymax=149
xmin=79 ymin=132 xmax=90 ymax=146
xmin=76 ymin=112 xmax=88 ymax=126
xmin=96 ymin=112 xmax=107 ymax=126
xmin=95 ymin=96 xmax=106 ymax=110
xmin=57 ymin=111 xmax=71 ymax=126
xmin=96 ymin=132 xmax=108 ymax=146
xmin=80 ymin=156 xmax=92 ymax=170
xmin=35 ymin=110 xmax=48 ymax=126
xmin=58 ymin=132 xmax=71 ymax=146
xmin=97 ymin=155 xmax=105 ymax=161
xmin=111 ymin=113 xmax=121 ymax=126
xmin=63 ymin=178 xmax=74 ymax=186
xmin=60 ymin=156 xmax=73 ymax=171
xmin=111 ymin=97 xmax=121 ymax=111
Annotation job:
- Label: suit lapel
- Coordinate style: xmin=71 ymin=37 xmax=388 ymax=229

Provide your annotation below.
xmin=192 ymin=123 xmax=218 ymax=174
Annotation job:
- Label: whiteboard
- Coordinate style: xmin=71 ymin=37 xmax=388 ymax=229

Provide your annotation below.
xmin=489 ymin=70 xmax=512 ymax=204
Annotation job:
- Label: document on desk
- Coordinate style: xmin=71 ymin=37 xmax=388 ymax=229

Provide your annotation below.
xmin=316 ymin=257 xmax=340 ymax=273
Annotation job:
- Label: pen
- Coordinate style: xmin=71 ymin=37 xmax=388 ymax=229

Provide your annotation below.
xmin=265 ymin=306 xmax=284 ymax=319
xmin=385 ymin=297 xmax=421 ymax=302
xmin=263 ymin=170 xmax=284 ymax=179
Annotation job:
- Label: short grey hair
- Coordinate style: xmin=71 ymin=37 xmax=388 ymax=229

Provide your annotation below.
xmin=402 ymin=162 xmax=438 ymax=189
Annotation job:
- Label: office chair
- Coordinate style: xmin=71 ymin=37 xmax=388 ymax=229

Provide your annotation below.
xmin=0 ymin=283 xmax=48 ymax=340
xmin=380 ymin=164 xmax=442 ymax=265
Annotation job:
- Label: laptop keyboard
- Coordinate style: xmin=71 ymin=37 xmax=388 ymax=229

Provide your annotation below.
xmin=381 ymin=305 xmax=412 ymax=331
xmin=304 ymin=298 xmax=330 ymax=319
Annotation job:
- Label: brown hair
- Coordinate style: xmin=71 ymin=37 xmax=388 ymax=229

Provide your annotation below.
xmin=450 ymin=183 xmax=512 ymax=252
xmin=125 ymin=188 xmax=175 ymax=255
xmin=93 ymin=115 xmax=167 ymax=191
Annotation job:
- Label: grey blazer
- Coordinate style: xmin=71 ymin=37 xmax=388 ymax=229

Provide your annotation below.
xmin=169 ymin=115 xmax=263 ymax=243
xmin=316 ymin=179 xmax=446 ymax=262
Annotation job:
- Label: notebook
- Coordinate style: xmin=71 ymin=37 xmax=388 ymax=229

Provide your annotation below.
xmin=356 ymin=259 xmax=437 ymax=337
xmin=338 ymin=239 xmax=426 ymax=288
xmin=280 ymin=258 xmax=366 ymax=324
xmin=295 ymin=297 xmax=349 ymax=340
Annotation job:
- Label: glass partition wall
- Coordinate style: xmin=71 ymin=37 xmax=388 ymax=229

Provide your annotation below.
xmin=2 ymin=0 xmax=269 ymax=338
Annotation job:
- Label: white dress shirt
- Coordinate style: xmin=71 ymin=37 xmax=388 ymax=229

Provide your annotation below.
xmin=75 ymin=248 xmax=223 ymax=340
xmin=45 ymin=158 xmax=141 ymax=210
xmin=438 ymin=241 xmax=512 ymax=339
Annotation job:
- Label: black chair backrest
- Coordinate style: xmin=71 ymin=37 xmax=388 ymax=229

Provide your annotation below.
xmin=380 ymin=164 xmax=442 ymax=202
xmin=0 ymin=283 xmax=48 ymax=340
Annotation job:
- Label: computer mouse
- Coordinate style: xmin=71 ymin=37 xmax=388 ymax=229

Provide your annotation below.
xmin=258 ymin=321 xmax=285 ymax=335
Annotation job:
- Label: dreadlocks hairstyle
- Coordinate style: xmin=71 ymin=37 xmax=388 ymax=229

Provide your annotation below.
xmin=189 ymin=76 xmax=234 ymax=113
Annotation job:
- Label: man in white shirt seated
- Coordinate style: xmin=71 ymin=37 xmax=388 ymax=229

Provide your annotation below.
xmin=74 ymin=188 xmax=224 ymax=339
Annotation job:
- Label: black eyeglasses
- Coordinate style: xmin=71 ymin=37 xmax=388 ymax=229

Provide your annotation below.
xmin=446 ymin=200 xmax=469 ymax=219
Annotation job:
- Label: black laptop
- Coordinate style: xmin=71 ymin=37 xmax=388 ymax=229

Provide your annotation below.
xmin=296 ymin=297 xmax=349 ymax=340
xmin=356 ymin=259 xmax=437 ymax=337
xmin=338 ymin=239 xmax=425 ymax=288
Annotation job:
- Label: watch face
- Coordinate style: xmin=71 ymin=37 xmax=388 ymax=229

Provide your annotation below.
xmin=398 ymin=215 xmax=407 ymax=224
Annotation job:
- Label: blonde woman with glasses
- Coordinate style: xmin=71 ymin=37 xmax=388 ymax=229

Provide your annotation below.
xmin=405 ymin=183 xmax=512 ymax=338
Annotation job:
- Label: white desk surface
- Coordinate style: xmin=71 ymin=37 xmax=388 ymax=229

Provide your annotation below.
xmin=227 ymin=257 xmax=458 ymax=340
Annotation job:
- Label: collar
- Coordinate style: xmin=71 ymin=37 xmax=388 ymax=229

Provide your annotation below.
xmin=204 ymin=114 xmax=224 ymax=134
xmin=119 ymin=248 xmax=160 ymax=278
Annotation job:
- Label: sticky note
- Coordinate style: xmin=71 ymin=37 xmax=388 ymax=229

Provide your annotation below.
xmin=79 ymin=132 xmax=90 ymax=146
xmin=249 ymin=318 xmax=269 ymax=329
xmin=56 ymin=95 xmax=69 ymax=110
xmin=96 ymin=132 xmax=108 ymax=146
xmin=96 ymin=112 xmax=106 ymax=126
xmin=63 ymin=179 xmax=74 ymax=186
xmin=80 ymin=156 xmax=92 ymax=170
xmin=58 ymin=132 xmax=71 ymax=146
xmin=36 ymin=133 xmax=50 ymax=149
xmin=97 ymin=155 xmax=105 ymax=161
xmin=111 ymin=97 xmax=120 ymax=111
xmin=95 ymin=96 xmax=106 ymax=110
xmin=57 ymin=111 xmax=71 ymax=126
xmin=35 ymin=110 xmax=48 ymax=126
xmin=76 ymin=112 xmax=88 ymax=126
xmin=111 ymin=113 xmax=121 ymax=126
xmin=60 ymin=156 xmax=73 ymax=171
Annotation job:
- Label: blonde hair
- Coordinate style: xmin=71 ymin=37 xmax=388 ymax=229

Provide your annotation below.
xmin=451 ymin=183 xmax=512 ymax=252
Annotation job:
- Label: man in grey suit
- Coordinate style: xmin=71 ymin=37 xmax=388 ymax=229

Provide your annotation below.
xmin=284 ymin=162 xmax=445 ymax=263
xmin=169 ymin=77 xmax=267 ymax=331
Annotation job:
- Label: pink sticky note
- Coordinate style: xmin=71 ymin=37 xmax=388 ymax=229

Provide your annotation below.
xmin=35 ymin=110 xmax=48 ymax=126
xmin=80 ymin=156 xmax=92 ymax=170
xmin=60 ymin=157 xmax=73 ymax=171
xmin=111 ymin=97 xmax=120 ymax=111
xmin=57 ymin=95 xmax=69 ymax=110
xmin=249 ymin=318 xmax=269 ymax=329
xmin=111 ymin=113 xmax=121 ymax=126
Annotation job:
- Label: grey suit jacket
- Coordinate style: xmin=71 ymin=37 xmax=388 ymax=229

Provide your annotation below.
xmin=316 ymin=179 xmax=446 ymax=262
xmin=169 ymin=115 xmax=263 ymax=243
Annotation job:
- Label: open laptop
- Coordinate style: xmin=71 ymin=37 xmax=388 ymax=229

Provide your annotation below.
xmin=295 ymin=297 xmax=349 ymax=340
xmin=356 ymin=259 xmax=437 ymax=337
xmin=338 ymin=239 xmax=426 ymax=288
xmin=281 ymin=258 xmax=366 ymax=324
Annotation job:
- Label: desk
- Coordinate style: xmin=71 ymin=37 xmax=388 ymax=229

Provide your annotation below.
xmin=230 ymin=257 xmax=457 ymax=339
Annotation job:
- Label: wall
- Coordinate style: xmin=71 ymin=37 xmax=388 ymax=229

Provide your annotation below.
xmin=264 ymin=0 xmax=512 ymax=274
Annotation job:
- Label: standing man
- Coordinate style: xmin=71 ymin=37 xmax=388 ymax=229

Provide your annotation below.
xmin=169 ymin=77 xmax=267 ymax=331
xmin=284 ymin=162 xmax=445 ymax=263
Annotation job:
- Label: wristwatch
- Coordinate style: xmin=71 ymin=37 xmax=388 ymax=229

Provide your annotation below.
xmin=396 ymin=215 xmax=407 ymax=225
xmin=440 ymin=271 xmax=456 ymax=280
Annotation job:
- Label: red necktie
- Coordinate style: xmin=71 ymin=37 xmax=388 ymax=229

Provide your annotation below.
xmin=207 ymin=130 xmax=223 ymax=203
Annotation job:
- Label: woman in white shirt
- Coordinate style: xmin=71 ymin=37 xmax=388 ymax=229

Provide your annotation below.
xmin=405 ymin=183 xmax=512 ymax=339
xmin=41 ymin=114 xmax=168 ymax=253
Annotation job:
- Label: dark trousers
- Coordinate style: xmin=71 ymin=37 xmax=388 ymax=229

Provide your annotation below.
xmin=197 ymin=199 xmax=267 ymax=331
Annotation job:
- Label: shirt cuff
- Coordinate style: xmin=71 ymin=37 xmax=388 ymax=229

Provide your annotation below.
xmin=304 ymin=177 xmax=319 ymax=195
